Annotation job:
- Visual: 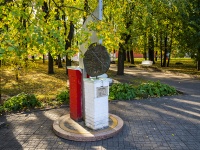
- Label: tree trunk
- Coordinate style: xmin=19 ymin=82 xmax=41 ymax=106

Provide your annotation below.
xmin=43 ymin=54 xmax=45 ymax=63
xmin=148 ymin=35 xmax=155 ymax=64
xmin=163 ymin=35 xmax=167 ymax=67
xmin=32 ymin=56 xmax=35 ymax=61
xmin=66 ymin=56 xmax=71 ymax=74
xmin=163 ymin=25 xmax=168 ymax=67
xmin=160 ymin=32 xmax=163 ymax=67
xmin=66 ymin=55 xmax=71 ymax=64
xmin=48 ymin=52 xmax=54 ymax=74
xmin=198 ymin=48 xmax=200 ymax=71
xmin=55 ymin=59 xmax=58 ymax=65
xmin=123 ymin=49 xmax=126 ymax=61
xmin=83 ymin=0 xmax=89 ymax=23
xmin=156 ymin=32 xmax=159 ymax=47
xmin=126 ymin=51 xmax=130 ymax=62
xmin=167 ymin=53 xmax=171 ymax=67
xmin=155 ymin=51 xmax=158 ymax=61
xmin=160 ymin=50 xmax=163 ymax=67
xmin=22 ymin=2 xmax=28 ymax=68
xmin=117 ymin=44 xmax=124 ymax=75
xmin=43 ymin=1 xmax=52 ymax=73
xmin=143 ymin=51 xmax=147 ymax=60
xmin=130 ymin=50 xmax=134 ymax=64
xmin=144 ymin=33 xmax=147 ymax=60
xmin=167 ymin=26 xmax=174 ymax=67
xmin=63 ymin=19 xmax=74 ymax=74
xmin=58 ymin=54 xmax=63 ymax=68
xmin=124 ymin=33 xmax=131 ymax=62
xmin=65 ymin=22 xmax=74 ymax=74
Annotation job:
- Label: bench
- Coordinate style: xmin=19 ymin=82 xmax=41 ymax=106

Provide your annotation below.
xmin=141 ymin=60 xmax=153 ymax=66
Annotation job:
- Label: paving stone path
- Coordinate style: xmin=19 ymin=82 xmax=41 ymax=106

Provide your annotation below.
xmin=0 ymin=65 xmax=200 ymax=150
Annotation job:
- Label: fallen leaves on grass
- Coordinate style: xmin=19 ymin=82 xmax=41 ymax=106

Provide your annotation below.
xmin=1 ymin=61 xmax=68 ymax=102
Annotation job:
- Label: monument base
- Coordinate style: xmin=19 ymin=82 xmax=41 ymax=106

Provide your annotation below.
xmin=53 ymin=113 xmax=123 ymax=141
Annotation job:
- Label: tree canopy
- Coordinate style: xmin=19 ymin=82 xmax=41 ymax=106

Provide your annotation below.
xmin=0 ymin=0 xmax=200 ymax=71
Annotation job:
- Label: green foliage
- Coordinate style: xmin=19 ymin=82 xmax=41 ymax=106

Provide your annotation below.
xmin=109 ymin=81 xmax=177 ymax=100
xmin=136 ymin=81 xmax=177 ymax=98
xmin=109 ymin=83 xmax=136 ymax=100
xmin=1 ymin=93 xmax=41 ymax=113
xmin=56 ymin=90 xmax=70 ymax=104
xmin=1 ymin=0 xmax=199 ymax=72
xmin=0 ymin=106 xmax=4 ymax=113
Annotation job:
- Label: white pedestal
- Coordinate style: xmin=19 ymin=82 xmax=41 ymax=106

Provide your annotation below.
xmin=83 ymin=78 xmax=109 ymax=130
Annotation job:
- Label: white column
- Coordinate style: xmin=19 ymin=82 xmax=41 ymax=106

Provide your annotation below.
xmin=79 ymin=1 xmax=103 ymax=70
xmin=98 ymin=0 xmax=103 ymax=44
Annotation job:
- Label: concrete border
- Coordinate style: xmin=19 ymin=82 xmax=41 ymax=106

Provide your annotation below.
xmin=53 ymin=114 xmax=123 ymax=141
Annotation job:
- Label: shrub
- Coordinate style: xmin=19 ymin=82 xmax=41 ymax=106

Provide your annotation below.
xmin=1 ymin=93 xmax=41 ymax=112
xmin=109 ymin=81 xmax=177 ymax=100
xmin=56 ymin=90 xmax=69 ymax=104
xmin=109 ymin=83 xmax=136 ymax=100
xmin=136 ymin=81 xmax=177 ymax=98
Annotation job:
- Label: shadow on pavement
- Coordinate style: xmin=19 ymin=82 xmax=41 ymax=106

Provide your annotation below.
xmin=0 ymin=107 xmax=138 ymax=149
xmin=0 ymin=114 xmax=23 ymax=149
xmin=109 ymin=94 xmax=200 ymax=150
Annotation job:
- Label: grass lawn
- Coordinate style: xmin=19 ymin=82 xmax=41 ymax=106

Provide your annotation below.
xmin=1 ymin=60 xmax=68 ymax=106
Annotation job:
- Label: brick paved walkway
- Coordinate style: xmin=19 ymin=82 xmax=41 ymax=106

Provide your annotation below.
xmin=0 ymin=66 xmax=200 ymax=150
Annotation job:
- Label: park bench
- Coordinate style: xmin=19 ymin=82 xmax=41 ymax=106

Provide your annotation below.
xmin=141 ymin=60 xmax=153 ymax=67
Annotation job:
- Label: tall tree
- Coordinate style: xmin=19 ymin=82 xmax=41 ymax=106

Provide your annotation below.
xmin=178 ymin=0 xmax=200 ymax=70
xmin=43 ymin=1 xmax=54 ymax=74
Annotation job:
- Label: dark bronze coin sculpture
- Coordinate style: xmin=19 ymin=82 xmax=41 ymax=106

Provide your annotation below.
xmin=83 ymin=43 xmax=110 ymax=77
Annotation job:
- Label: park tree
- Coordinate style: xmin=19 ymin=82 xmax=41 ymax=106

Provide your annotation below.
xmin=155 ymin=0 xmax=178 ymax=67
xmin=0 ymin=0 xmax=38 ymax=79
xmin=0 ymin=0 xmax=123 ymax=72
xmin=178 ymin=0 xmax=200 ymax=70
xmin=0 ymin=0 xmax=87 ymax=75
xmin=130 ymin=0 xmax=189 ymax=68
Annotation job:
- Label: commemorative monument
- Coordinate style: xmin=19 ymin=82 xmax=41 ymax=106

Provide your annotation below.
xmin=53 ymin=0 xmax=123 ymax=141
